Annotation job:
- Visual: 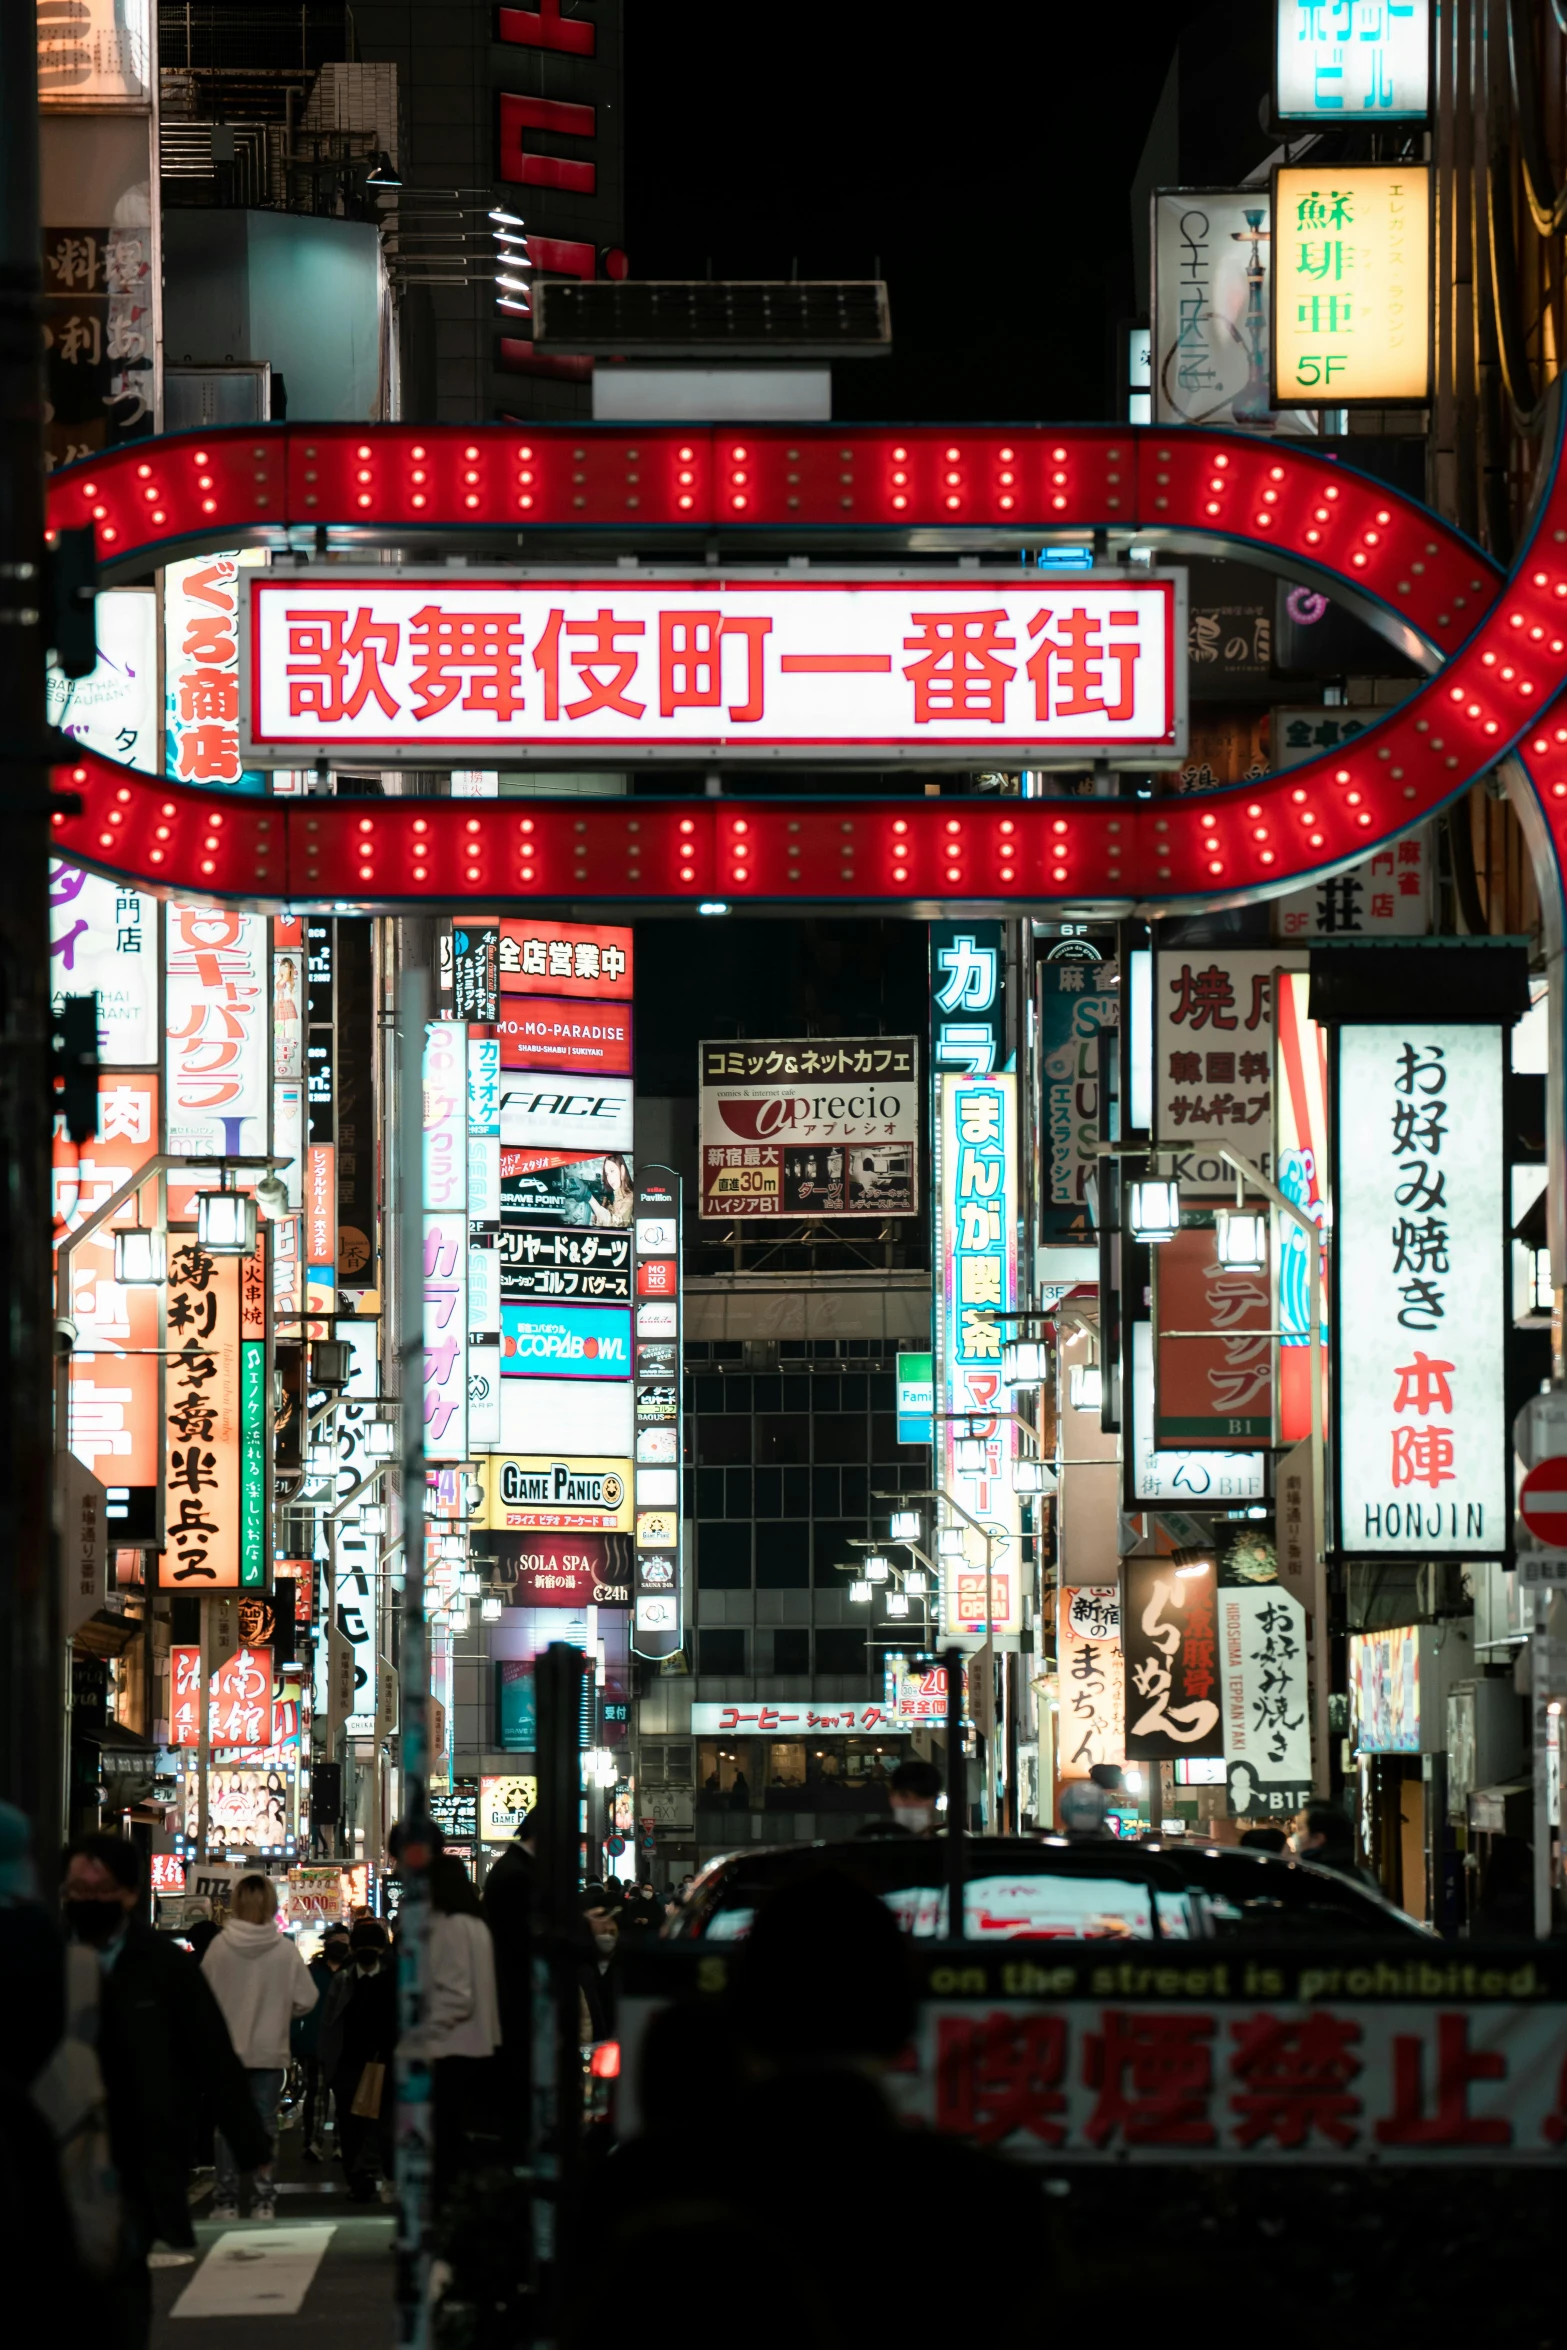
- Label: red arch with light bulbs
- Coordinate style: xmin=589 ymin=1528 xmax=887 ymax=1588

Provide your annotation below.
xmin=40 ymin=417 xmax=1567 ymax=912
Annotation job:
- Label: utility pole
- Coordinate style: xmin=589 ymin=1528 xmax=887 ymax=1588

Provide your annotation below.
xmin=0 ymin=8 xmax=63 ymax=1837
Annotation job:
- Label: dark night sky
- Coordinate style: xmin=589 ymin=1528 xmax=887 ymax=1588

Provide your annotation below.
xmin=625 ymin=1 xmax=1217 ymax=424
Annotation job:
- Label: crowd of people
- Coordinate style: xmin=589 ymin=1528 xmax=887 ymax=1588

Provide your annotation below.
xmin=0 ymin=1798 xmax=679 ymax=2344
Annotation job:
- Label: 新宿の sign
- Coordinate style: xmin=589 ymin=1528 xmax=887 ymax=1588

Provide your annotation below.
xmin=241 ymin=573 xmax=1186 ymax=762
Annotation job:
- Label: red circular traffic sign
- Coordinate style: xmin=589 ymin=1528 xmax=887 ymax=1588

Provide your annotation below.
xmin=1518 ymin=1457 xmax=1567 ymax=1547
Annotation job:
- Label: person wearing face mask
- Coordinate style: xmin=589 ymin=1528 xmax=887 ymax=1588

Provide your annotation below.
xmin=293 ymin=1926 xmax=350 ymax=2162
xmin=59 ymin=1835 xmax=266 ymax=2343
xmin=886 ymin=1758 xmax=944 ymax=1836
xmin=577 ymin=1885 xmax=620 ymax=2041
xmin=319 ymin=1918 xmax=398 ymax=2200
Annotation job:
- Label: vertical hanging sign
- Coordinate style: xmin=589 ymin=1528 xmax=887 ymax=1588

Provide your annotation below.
xmin=631 ymin=1167 xmax=682 ymax=1661
xmin=936 ymin=1072 xmax=1020 ymax=1637
xmin=158 ymin=1246 xmax=246 ymax=1590
xmin=1333 ymin=1024 xmax=1506 ymax=1556
xmin=240 ymin=1235 xmax=268 ymax=1590
xmin=423 ymin=1020 xmax=469 ymax=1462
xmin=468 ymin=1026 xmax=502 ymax=1449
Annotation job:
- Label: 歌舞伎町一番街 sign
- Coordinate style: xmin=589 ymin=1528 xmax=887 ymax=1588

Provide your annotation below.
xmin=242 ymin=574 xmax=1185 ymax=761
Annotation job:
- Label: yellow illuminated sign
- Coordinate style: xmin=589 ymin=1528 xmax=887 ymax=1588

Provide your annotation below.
xmin=1273 ymin=166 xmax=1430 ymax=405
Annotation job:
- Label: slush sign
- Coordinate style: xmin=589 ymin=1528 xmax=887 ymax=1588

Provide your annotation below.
xmin=501 ymin=1299 xmax=632 ymax=1377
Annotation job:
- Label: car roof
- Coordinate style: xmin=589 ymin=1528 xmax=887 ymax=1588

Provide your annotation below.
xmin=677 ymin=1833 xmax=1429 ymax=1932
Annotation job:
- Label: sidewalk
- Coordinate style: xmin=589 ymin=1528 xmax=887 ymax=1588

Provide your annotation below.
xmin=150 ymin=2125 xmax=396 ymax=2347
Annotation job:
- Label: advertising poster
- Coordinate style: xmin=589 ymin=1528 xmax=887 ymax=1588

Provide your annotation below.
xmin=699 ymin=1037 xmax=919 ymax=1220
xmin=1333 ymin=1026 xmax=1506 ymax=1556
xmin=500 ymin=1148 xmax=634 ymax=1227
xmin=1351 ymin=1624 xmax=1423 ymax=1754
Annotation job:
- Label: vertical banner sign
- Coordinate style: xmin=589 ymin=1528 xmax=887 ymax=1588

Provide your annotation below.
xmin=1036 ymin=946 xmax=1118 ymax=1243
xmin=305 ymin=919 xmax=335 ymax=1328
xmin=240 ymin=1236 xmax=268 ymax=1590
xmin=631 ymin=1168 xmax=682 ymax=1661
xmin=1276 ymin=0 xmax=1431 ymax=120
xmin=55 ymin=1071 xmax=161 ymax=1526
xmin=453 ymin=923 xmax=499 ymax=1024
xmin=1153 ymin=1220 xmax=1274 ymax=1444
xmin=164 ymin=552 xmax=266 ymax=791
xmin=332 ymin=921 xmax=375 ymax=1289
xmin=1151 ymin=192 xmax=1318 ymax=433
xmin=51 ymin=864 xmax=157 ymax=1063
xmin=936 ymin=1073 xmax=1021 ymax=1637
xmin=1273 ymin=166 xmax=1432 ymax=405
xmin=423 ymin=1021 xmax=469 ymax=1462
xmin=931 ymin=923 xmax=1004 ymax=1076
xmin=1334 ymin=1025 xmax=1507 ymax=1556
xmin=1121 ymin=1556 xmax=1223 ymax=1761
xmin=1055 ymin=1587 xmax=1125 ymax=1778
xmin=1273 ymin=970 xmax=1328 ymax=1446
xmin=159 ymin=1248 xmax=245 ymax=1590
xmin=468 ymin=1027 xmax=502 ymax=1450
xmin=165 ymin=905 xmax=268 ymax=1170
xmin=1220 ymin=1585 xmax=1314 ymax=1820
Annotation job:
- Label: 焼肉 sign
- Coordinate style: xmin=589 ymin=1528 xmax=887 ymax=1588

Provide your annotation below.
xmin=242 ymin=573 xmax=1185 ymax=761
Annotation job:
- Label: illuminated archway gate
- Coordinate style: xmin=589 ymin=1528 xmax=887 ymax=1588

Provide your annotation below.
xmin=39 ymin=416 xmax=1567 ymax=915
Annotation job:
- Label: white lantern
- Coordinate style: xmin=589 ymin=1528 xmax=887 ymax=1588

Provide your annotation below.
xmin=1068 ymin=1362 xmax=1103 ymax=1412
xmin=113 ymin=1226 xmax=166 ymax=1285
xmin=195 ymin=1187 xmax=256 ymax=1255
xmin=1128 ymin=1177 xmax=1181 ymax=1244
xmin=1215 ymin=1209 xmax=1267 ymax=1271
xmin=889 ymin=1509 xmax=921 ymax=1540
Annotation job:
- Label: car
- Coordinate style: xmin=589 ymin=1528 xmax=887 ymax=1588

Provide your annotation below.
xmin=664 ymin=1832 xmax=1433 ymax=1942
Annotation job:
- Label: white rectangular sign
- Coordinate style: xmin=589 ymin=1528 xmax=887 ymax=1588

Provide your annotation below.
xmin=1277 ymin=0 xmax=1430 ymax=121
xmin=500 ymin=1074 xmax=633 ymax=1153
xmin=1152 ymin=192 xmax=1319 ymax=434
xmin=242 ymin=572 xmax=1184 ymax=761
xmin=1219 ymin=1584 xmax=1313 ymax=1818
xmin=50 ymin=864 xmax=157 ymax=1065
xmin=1154 ymin=947 xmax=1304 ymax=1151
xmin=1335 ymin=1025 xmax=1506 ymax=1554
xmin=500 ymin=1373 xmax=634 ymax=1458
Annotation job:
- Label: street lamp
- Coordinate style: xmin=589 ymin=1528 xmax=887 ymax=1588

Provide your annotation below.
xmin=195 ymin=1170 xmax=257 ymax=1255
xmin=1001 ymin=1337 xmax=1048 ymax=1387
xmin=1012 ymin=1456 xmax=1058 ymax=1496
xmin=1068 ymin=1361 xmax=1103 ymax=1412
xmin=849 ymin=1579 xmax=872 ymax=1604
xmin=364 ymin=1418 xmax=397 ymax=1459
xmin=1128 ymin=1175 xmax=1181 ymax=1243
xmin=864 ymin=1555 xmax=891 ymax=1582
xmin=889 ymin=1509 xmax=922 ymax=1540
xmin=937 ymin=1526 xmax=966 ymax=1557
xmin=954 ymin=1435 xmax=988 ymax=1472
xmin=1215 ymin=1208 xmax=1267 ymax=1270
xmin=885 ymin=1590 xmax=911 ymax=1618
xmin=113 ymin=1225 xmax=166 ymax=1285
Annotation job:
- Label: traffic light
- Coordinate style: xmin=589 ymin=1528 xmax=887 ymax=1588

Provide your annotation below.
xmin=53 ymin=995 xmax=100 ymax=1143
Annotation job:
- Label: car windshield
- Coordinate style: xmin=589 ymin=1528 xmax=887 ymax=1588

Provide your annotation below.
xmin=693 ymin=1864 xmax=1193 ymax=1941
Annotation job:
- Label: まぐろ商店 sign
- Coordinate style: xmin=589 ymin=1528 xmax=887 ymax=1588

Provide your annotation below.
xmin=242 ymin=574 xmax=1185 ymax=761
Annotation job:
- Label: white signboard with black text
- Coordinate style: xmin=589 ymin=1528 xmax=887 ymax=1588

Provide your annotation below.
xmin=1334 ymin=1024 xmax=1506 ymax=1556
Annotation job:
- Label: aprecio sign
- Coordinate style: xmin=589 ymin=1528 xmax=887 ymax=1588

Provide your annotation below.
xmin=698 ymin=1035 xmax=920 ymax=1220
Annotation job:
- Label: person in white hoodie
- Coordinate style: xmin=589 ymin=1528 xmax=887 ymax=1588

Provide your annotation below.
xmin=403 ymin=1854 xmax=501 ymax=2203
xmin=201 ymin=1875 xmax=318 ymax=2221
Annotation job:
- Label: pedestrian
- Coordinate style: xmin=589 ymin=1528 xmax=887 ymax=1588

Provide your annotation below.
xmin=886 ymin=1758 xmax=943 ymax=1835
xmin=1239 ymin=1826 xmax=1289 ymax=1854
xmin=319 ymin=1918 xmax=397 ymax=2200
xmin=292 ymin=1924 xmax=350 ymax=2160
xmin=578 ymin=1885 xmax=620 ymax=2041
xmin=200 ymin=1874 xmax=318 ymax=2221
xmin=1293 ymin=1802 xmax=1366 ymax=1878
xmin=481 ymin=1810 xmax=536 ymax=2161
xmin=403 ymin=1855 xmax=500 ymax=2203
xmin=60 ymin=1834 xmax=268 ymax=2347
